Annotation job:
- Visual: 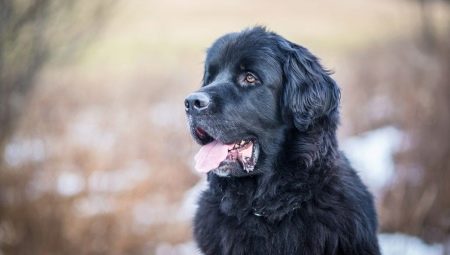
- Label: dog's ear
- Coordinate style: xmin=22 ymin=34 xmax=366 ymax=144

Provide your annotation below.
xmin=277 ymin=38 xmax=341 ymax=131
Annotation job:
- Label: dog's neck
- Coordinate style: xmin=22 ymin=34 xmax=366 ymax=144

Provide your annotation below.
xmin=208 ymin=121 xmax=339 ymax=222
xmin=252 ymin=122 xmax=339 ymax=221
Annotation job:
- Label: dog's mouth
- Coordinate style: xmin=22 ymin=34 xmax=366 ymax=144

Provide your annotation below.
xmin=193 ymin=127 xmax=259 ymax=176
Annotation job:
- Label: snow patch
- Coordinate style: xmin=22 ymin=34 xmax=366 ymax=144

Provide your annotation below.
xmin=155 ymin=241 xmax=202 ymax=255
xmin=379 ymin=233 xmax=444 ymax=255
xmin=88 ymin=160 xmax=150 ymax=193
xmin=70 ymin=110 xmax=116 ymax=152
xmin=341 ymin=126 xmax=403 ymax=195
xmin=3 ymin=138 xmax=46 ymax=167
xmin=57 ymin=170 xmax=85 ymax=196
xmin=131 ymin=196 xmax=175 ymax=227
xmin=131 ymin=195 xmax=183 ymax=233
xmin=177 ymin=178 xmax=207 ymax=221
xmin=75 ymin=195 xmax=116 ymax=216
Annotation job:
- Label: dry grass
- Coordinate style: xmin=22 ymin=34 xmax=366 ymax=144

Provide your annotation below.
xmin=341 ymin=36 xmax=450 ymax=243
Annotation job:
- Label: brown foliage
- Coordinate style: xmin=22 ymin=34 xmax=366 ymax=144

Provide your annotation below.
xmin=343 ymin=35 xmax=450 ymax=243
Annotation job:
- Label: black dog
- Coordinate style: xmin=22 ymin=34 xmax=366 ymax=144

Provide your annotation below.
xmin=185 ymin=27 xmax=380 ymax=255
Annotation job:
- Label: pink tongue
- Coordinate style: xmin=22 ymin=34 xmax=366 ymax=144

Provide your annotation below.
xmin=194 ymin=141 xmax=230 ymax=173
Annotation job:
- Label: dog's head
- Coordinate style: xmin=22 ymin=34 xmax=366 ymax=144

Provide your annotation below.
xmin=185 ymin=27 xmax=340 ymax=177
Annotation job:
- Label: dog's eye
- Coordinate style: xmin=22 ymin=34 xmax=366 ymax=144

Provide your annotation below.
xmin=244 ymin=73 xmax=257 ymax=84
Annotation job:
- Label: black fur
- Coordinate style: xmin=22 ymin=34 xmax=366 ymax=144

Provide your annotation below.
xmin=185 ymin=27 xmax=380 ymax=255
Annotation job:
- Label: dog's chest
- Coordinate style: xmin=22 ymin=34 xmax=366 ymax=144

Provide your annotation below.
xmin=194 ymin=207 xmax=273 ymax=254
xmin=194 ymin=194 xmax=309 ymax=255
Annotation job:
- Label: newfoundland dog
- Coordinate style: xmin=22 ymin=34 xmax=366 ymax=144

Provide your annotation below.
xmin=184 ymin=27 xmax=380 ymax=255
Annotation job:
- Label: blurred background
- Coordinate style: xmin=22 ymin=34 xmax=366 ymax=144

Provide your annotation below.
xmin=0 ymin=0 xmax=449 ymax=254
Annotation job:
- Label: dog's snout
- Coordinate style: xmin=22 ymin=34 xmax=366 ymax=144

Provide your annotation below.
xmin=184 ymin=92 xmax=211 ymax=113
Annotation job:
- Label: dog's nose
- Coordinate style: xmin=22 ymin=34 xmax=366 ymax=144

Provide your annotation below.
xmin=184 ymin=92 xmax=211 ymax=113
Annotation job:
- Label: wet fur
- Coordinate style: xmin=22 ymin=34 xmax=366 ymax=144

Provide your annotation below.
xmin=188 ymin=27 xmax=381 ymax=255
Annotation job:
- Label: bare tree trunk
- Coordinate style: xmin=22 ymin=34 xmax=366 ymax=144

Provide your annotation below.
xmin=0 ymin=0 xmax=111 ymax=162
xmin=419 ymin=0 xmax=436 ymax=48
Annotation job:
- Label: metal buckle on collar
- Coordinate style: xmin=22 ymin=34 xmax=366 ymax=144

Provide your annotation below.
xmin=252 ymin=208 xmax=264 ymax=217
